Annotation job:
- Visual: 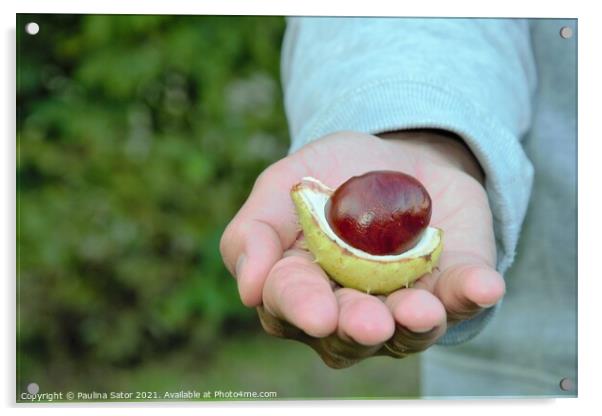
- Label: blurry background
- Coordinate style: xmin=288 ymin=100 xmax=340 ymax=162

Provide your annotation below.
xmin=17 ymin=14 xmax=419 ymax=400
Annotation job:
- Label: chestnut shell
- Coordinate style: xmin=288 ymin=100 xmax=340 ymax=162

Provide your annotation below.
xmin=326 ymin=171 xmax=432 ymax=255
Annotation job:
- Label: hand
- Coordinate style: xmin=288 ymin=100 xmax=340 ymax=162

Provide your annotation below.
xmin=220 ymin=130 xmax=505 ymax=368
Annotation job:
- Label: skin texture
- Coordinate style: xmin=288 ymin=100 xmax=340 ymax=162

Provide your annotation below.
xmin=327 ymin=170 xmax=432 ymax=255
xmin=220 ymin=130 xmax=505 ymax=368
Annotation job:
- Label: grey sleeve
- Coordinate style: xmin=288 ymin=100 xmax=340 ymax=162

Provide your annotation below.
xmin=281 ymin=17 xmax=537 ymax=345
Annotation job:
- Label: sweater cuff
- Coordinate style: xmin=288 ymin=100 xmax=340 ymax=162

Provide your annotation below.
xmin=288 ymin=78 xmax=533 ymax=345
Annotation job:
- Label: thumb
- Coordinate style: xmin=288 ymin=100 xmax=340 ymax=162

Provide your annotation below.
xmin=220 ymin=161 xmax=302 ymax=307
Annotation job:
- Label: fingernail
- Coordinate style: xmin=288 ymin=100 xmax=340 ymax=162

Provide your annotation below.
xmin=235 ymin=254 xmax=246 ymax=280
xmin=477 ymin=302 xmax=497 ymax=308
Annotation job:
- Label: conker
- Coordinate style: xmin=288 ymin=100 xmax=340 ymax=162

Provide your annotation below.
xmin=325 ymin=171 xmax=432 ymax=256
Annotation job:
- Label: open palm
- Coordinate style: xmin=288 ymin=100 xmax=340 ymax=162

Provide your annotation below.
xmin=220 ymin=131 xmax=505 ymax=368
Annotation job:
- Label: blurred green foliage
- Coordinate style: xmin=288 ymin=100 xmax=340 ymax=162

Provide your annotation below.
xmin=17 ymin=14 xmax=290 ymax=383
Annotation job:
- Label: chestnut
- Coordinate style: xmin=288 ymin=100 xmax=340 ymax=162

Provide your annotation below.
xmin=325 ymin=171 xmax=432 ymax=256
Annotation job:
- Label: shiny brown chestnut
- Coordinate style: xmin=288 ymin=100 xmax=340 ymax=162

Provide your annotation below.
xmin=325 ymin=170 xmax=432 ymax=256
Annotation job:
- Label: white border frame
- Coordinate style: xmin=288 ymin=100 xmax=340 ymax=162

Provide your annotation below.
xmin=4 ymin=1 xmax=600 ymax=415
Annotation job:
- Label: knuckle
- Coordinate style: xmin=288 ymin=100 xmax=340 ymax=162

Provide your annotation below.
xmin=254 ymin=167 xmax=271 ymax=189
xmin=259 ymin=318 xmax=287 ymax=339
xmin=385 ymin=324 xmax=445 ymax=355
xmin=219 ymin=222 xmax=236 ymax=258
xmin=220 ymin=216 xmax=252 ymax=257
xmin=254 ymin=158 xmax=287 ymax=189
xmin=382 ymin=342 xmax=410 ymax=359
xmin=321 ymin=355 xmax=354 ymax=369
xmin=446 ymin=300 xmax=483 ymax=322
xmin=385 ymin=334 xmax=417 ymax=356
xmin=256 ymin=306 xmax=299 ymax=339
xmin=317 ymin=346 xmax=359 ymax=369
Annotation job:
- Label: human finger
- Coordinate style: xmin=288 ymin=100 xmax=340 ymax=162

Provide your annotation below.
xmin=262 ymin=250 xmax=338 ymax=338
xmin=220 ymin=160 xmax=303 ymax=306
xmin=381 ymin=288 xmax=447 ymax=357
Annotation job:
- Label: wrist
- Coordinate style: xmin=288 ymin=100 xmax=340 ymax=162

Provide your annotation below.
xmin=377 ymin=129 xmax=485 ymax=185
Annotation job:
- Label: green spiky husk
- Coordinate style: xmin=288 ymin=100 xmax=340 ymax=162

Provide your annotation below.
xmin=291 ymin=185 xmax=443 ymax=295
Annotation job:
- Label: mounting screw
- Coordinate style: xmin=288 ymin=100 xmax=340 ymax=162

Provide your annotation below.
xmin=25 ymin=22 xmax=40 ymax=35
xmin=559 ymin=26 xmax=573 ymax=39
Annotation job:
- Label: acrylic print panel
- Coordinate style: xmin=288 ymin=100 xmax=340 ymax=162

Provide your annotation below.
xmin=16 ymin=14 xmax=577 ymax=402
